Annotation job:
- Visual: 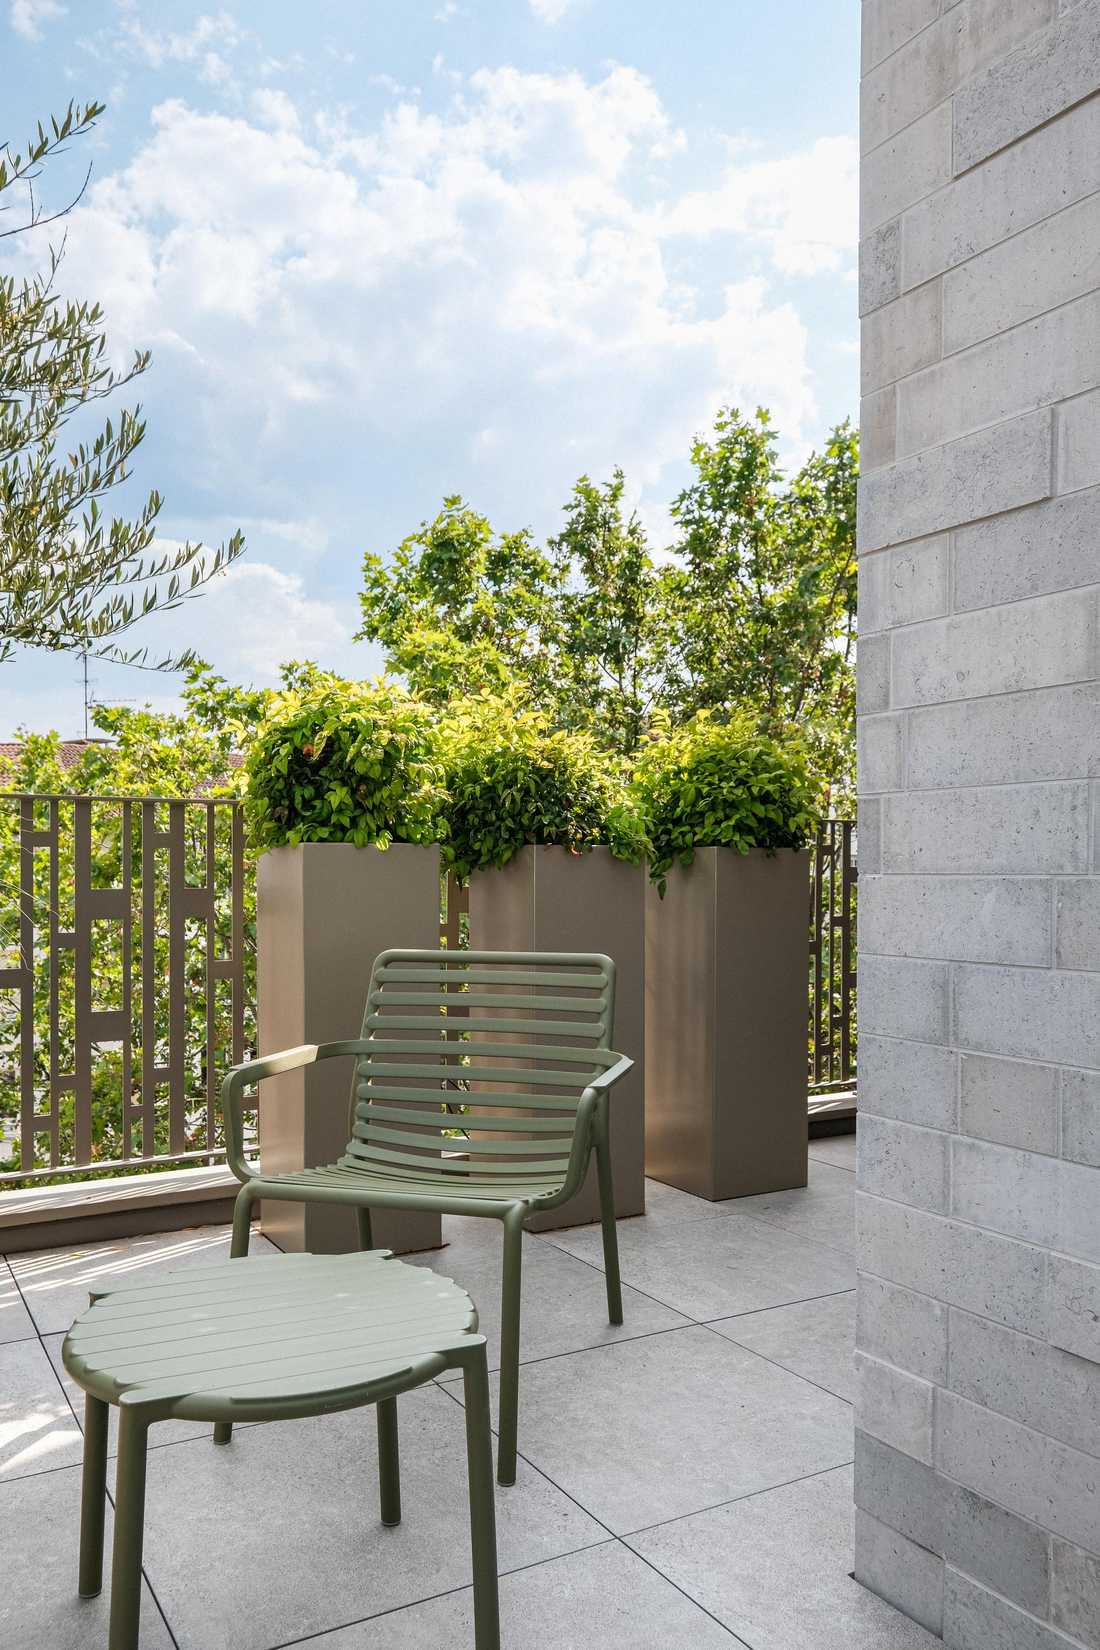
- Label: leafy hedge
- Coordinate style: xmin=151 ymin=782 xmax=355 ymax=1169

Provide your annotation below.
xmin=244 ymin=674 xmax=446 ymax=849
xmin=631 ymin=713 xmax=819 ymax=891
xmin=439 ymin=695 xmax=642 ymax=882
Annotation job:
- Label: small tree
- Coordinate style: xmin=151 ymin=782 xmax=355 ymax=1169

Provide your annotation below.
xmin=0 ymin=102 xmax=245 ymax=668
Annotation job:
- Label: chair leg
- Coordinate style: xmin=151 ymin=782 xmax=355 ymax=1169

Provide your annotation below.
xmin=78 ymin=1394 xmax=109 ymax=1598
xmin=463 ymin=1349 xmax=501 ymax=1650
xmin=376 ymin=1397 xmax=401 ymax=1526
xmin=497 ymin=1208 xmax=524 ymax=1487
xmin=109 ymin=1408 xmax=149 ymax=1650
xmin=355 ymin=1206 xmax=374 ymax=1251
xmin=595 ymin=1117 xmax=623 ymax=1326
xmin=214 ymin=1186 xmax=254 ymax=1446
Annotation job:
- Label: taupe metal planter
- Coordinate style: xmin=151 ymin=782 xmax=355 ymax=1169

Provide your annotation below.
xmin=645 ymin=847 xmax=809 ymax=1200
xmin=255 ymin=844 xmax=443 ymax=1254
xmin=468 ymin=846 xmax=645 ymax=1230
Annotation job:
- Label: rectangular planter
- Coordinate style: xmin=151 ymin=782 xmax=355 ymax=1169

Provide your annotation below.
xmin=468 ymin=845 xmax=645 ymax=1231
xmin=645 ymin=847 xmax=809 ymax=1201
xmin=256 ymin=843 xmax=444 ymax=1255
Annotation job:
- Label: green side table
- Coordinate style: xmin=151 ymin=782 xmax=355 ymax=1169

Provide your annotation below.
xmin=62 ymin=1250 xmax=499 ymax=1650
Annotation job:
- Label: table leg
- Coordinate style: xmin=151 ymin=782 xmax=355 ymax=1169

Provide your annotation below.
xmin=109 ymin=1407 xmax=149 ymax=1650
xmin=376 ymin=1396 xmax=401 ymax=1526
xmin=78 ymin=1394 xmax=109 ymax=1598
xmin=463 ymin=1351 xmax=501 ymax=1650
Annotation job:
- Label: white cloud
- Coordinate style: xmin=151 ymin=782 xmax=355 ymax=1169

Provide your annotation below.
xmin=9 ymin=0 xmax=65 ymax=42
xmin=112 ymin=8 xmax=245 ymax=71
xmin=529 ymin=0 xmax=578 ymax=23
xmin=20 ymin=66 xmax=849 ymax=548
xmin=662 ymin=135 xmax=859 ymax=278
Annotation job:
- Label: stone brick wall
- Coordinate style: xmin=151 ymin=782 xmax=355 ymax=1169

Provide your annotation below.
xmin=856 ymin=3 xmax=1100 ymax=1643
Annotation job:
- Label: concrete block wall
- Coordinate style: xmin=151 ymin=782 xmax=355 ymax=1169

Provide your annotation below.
xmin=856 ymin=3 xmax=1100 ymax=1644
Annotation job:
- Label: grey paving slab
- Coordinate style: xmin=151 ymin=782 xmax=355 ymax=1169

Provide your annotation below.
xmin=8 ymin=1221 xmax=279 ymax=1334
xmin=0 ymin=1336 xmax=84 ymax=1481
xmin=410 ymin=1215 xmax=689 ymax=1380
xmin=138 ymin=1383 xmax=606 ymax=1650
xmin=542 ymin=1207 xmax=856 ymax=1321
xmin=295 ymin=1541 xmax=745 ymax=1648
xmin=629 ymin=1465 xmax=941 ymax=1650
xmin=721 ymin=1160 xmax=855 ymax=1255
xmin=0 ymin=1461 xmax=173 ymax=1649
xmin=631 ymin=1177 xmax=740 ymax=1225
xmin=0 ymin=1258 xmax=35 ymax=1344
xmin=462 ymin=1325 xmax=852 ymax=1536
xmin=709 ymin=1292 xmax=856 ymax=1402
xmin=809 ymin=1134 xmax=858 ymax=1171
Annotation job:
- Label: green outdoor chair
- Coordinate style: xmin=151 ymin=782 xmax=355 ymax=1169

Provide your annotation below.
xmin=218 ymin=948 xmax=633 ymax=1484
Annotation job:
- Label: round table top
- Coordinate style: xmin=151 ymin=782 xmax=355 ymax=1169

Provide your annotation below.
xmin=61 ymin=1249 xmax=481 ymax=1424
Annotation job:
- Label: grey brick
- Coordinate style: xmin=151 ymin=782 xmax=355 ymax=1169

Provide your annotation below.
xmin=856 ymin=1350 xmax=935 ymax=1462
xmin=857 ymin=1192 xmax=1048 ymax=1333
xmin=952 ymin=1135 xmax=1061 ymax=1246
xmin=863 ymin=103 xmax=952 ymax=235
xmin=857 ymin=407 xmax=1053 ymax=553
xmin=937 ymin=1389 xmax=1100 ymax=1551
xmin=954 ymin=0 xmax=1100 ymax=173
xmin=891 ymin=590 xmax=1098 ymax=709
xmin=944 ymin=1484 xmax=1051 ymax=1618
xmin=861 ymin=0 xmax=1055 ymax=155
xmin=1058 ymin=387 xmax=1100 ymax=494
xmin=1048 ymin=1252 xmax=1100 ymax=1364
xmin=854 ymin=1508 xmax=944 ymax=1636
xmin=1051 ymin=1539 xmax=1100 ymax=1648
xmin=862 ymin=280 xmax=942 ymax=394
xmin=859 ymin=797 xmax=883 ymax=873
xmin=897 ymin=289 xmax=1100 ymax=458
xmin=954 ymin=487 xmax=1100 ymax=612
xmin=860 ymin=875 xmax=1052 ymax=965
xmin=861 ymin=0 xmax=940 ymax=74
xmin=1056 ymin=879 xmax=1100 ymax=969
xmin=944 ymin=188 xmax=1100 ymax=354
xmin=861 ymin=383 xmax=898 ymax=470
xmin=856 ymin=1272 xmax=948 ymax=1384
xmin=944 ymin=1568 xmax=1080 ymax=1650
xmin=907 ymin=685 xmax=1100 ymax=790
xmin=948 ymin=1305 xmax=1100 ymax=1458
xmin=959 ymin=1052 xmax=1059 ymax=1154
xmin=858 ymin=716 xmax=905 ymax=795
xmin=860 ymin=219 xmax=901 ymax=316
xmin=860 ymin=956 xmax=949 ymax=1043
xmin=859 ymin=1114 xmax=951 ymax=1215
xmin=854 ymin=1429 xmax=944 ymax=1553
xmin=859 ymin=1034 xmax=958 ymax=1130
xmin=956 ymin=962 xmax=1100 ymax=1068
xmin=1056 ymin=1153 xmax=1100 ymax=1264
xmin=857 ymin=632 xmax=891 ymax=714
xmin=882 ymin=784 xmax=1089 ymax=875
xmin=902 ymin=94 xmax=1100 ymax=290
xmin=1062 ymin=1067 xmax=1100 ymax=1168
xmin=858 ymin=537 xmax=948 ymax=633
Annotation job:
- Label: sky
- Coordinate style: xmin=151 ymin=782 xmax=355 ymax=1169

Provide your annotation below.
xmin=2 ymin=0 xmax=860 ymax=738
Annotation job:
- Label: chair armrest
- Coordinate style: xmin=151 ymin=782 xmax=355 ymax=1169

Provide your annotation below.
xmin=220 ymin=1040 xmax=374 ymax=1183
xmin=591 ymin=1052 xmax=634 ymax=1092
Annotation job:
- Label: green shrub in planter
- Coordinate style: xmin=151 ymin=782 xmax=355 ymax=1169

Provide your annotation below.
xmin=632 ymin=713 xmax=820 ymax=891
xmin=245 ymin=673 xmax=446 ymax=849
xmin=440 ymin=695 xmax=643 ymax=882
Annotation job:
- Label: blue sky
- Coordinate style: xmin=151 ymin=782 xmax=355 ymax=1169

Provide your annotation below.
xmin=3 ymin=0 xmax=859 ymax=737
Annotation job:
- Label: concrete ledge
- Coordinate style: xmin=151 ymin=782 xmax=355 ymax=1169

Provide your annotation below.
xmin=0 ymin=1164 xmax=246 ymax=1254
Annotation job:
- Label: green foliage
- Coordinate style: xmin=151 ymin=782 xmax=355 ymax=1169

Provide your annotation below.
xmin=439 ymin=693 xmax=643 ymax=882
xmin=356 ymin=410 xmax=857 ymax=792
xmin=244 ymin=674 xmax=446 ymax=850
xmin=631 ymin=713 xmax=821 ymax=891
xmin=0 ymin=101 xmax=245 ymax=668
